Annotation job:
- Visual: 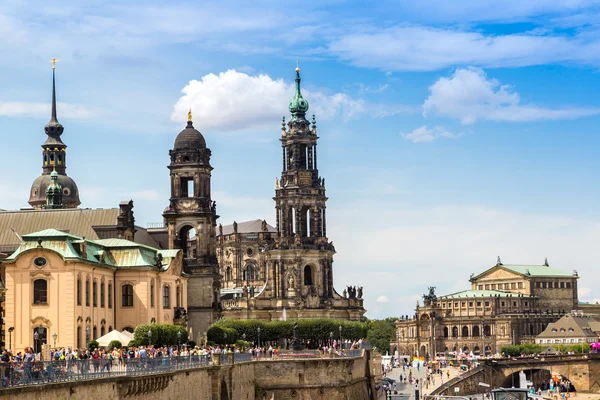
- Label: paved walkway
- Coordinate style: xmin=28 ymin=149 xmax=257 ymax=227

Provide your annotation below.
xmin=378 ymin=363 xmax=465 ymax=399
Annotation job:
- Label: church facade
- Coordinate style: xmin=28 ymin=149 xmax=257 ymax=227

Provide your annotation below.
xmin=393 ymin=258 xmax=579 ymax=358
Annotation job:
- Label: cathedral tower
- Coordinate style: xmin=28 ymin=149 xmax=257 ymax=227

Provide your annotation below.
xmin=29 ymin=59 xmax=80 ymax=209
xmin=163 ymin=111 xmax=220 ymax=338
xmin=268 ymin=65 xmax=336 ymax=303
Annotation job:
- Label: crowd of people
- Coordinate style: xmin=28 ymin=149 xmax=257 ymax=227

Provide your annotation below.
xmin=0 ymin=339 xmax=368 ymax=387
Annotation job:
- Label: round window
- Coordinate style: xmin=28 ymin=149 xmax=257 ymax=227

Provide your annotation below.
xmin=32 ymin=188 xmax=38 ymax=197
xmin=34 ymin=257 xmax=47 ymax=267
xmin=63 ymin=187 xmax=71 ymax=196
xmin=246 ymin=248 xmax=254 ymax=256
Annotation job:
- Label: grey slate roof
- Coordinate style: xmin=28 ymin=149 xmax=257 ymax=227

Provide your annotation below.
xmin=0 ymin=207 xmax=159 ymax=252
xmin=537 ymin=314 xmax=600 ymax=339
xmin=219 ymin=219 xmax=276 ymax=236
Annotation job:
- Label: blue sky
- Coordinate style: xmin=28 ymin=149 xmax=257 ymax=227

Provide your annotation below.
xmin=2 ymin=0 xmax=600 ymax=318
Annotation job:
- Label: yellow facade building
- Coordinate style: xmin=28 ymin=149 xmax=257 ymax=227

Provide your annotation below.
xmin=3 ymin=229 xmax=186 ymax=353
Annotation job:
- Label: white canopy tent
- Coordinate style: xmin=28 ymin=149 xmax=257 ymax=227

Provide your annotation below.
xmin=95 ymin=329 xmax=132 ymax=347
xmin=121 ymin=330 xmax=134 ymax=339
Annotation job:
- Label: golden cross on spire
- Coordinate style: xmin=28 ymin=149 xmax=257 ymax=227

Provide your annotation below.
xmin=295 ymin=60 xmax=300 ymax=73
xmin=187 ymin=108 xmax=192 ymax=122
xmin=51 ymin=58 xmax=59 ymax=70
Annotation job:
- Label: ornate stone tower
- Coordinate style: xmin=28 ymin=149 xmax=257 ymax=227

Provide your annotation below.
xmin=163 ymin=111 xmax=220 ymax=339
xmin=268 ymin=65 xmax=336 ymax=305
xmin=29 ymin=59 xmax=80 ymax=209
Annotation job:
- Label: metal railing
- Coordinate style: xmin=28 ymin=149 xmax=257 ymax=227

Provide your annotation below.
xmin=0 ymin=354 xmax=255 ymax=389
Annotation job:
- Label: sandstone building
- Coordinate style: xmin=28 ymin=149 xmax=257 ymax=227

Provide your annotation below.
xmin=393 ymin=258 xmax=579 ymax=357
xmin=3 ymin=228 xmax=185 ymax=353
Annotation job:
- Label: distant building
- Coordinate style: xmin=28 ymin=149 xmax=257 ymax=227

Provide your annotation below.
xmin=3 ymin=229 xmax=185 ymax=353
xmin=536 ymin=312 xmax=600 ymax=346
xmin=393 ymin=258 xmax=579 ymax=357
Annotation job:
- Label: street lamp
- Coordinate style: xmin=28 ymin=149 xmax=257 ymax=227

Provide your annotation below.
xmin=330 ymin=331 xmax=333 ymax=347
xmin=224 ymin=331 xmax=228 ymax=347
xmin=7 ymin=327 xmax=14 ymax=351
xmin=148 ymin=329 xmax=152 ymax=346
xmin=177 ymin=331 xmax=182 ymax=353
xmin=33 ymin=331 xmax=39 ymax=354
xmin=338 ymin=325 xmax=342 ymax=349
xmin=85 ymin=325 xmax=91 ymax=348
xmin=257 ymin=327 xmax=261 ymax=348
xmin=52 ymin=333 xmax=58 ymax=348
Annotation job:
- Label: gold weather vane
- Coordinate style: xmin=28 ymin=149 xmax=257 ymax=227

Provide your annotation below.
xmin=295 ymin=60 xmax=300 ymax=73
xmin=51 ymin=58 xmax=59 ymax=70
xmin=188 ymin=108 xmax=192 ymax=121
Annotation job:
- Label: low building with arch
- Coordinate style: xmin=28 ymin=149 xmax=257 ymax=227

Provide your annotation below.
xmin=393 ymin=258 xmax=579 ymax=358
xmin=2 ymin=229 xmax=186 ymax=353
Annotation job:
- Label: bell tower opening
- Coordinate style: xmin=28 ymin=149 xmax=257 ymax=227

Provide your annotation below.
xmin=177 ymin=226 xmax=196 ymax=259
xmin=181 ymin=177 xmax=194 ymax=198
xmin=304 ymin=265 xmax=313 ymax=286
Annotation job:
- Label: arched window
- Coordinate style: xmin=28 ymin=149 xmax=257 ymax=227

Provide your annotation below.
xmin=122 ymin=284 xmax=134 ymax=307
xmin=452 ymin=326 xmax=458 ymax=338
xmin=225 ymin=267 xmax=232 ymax=281
xmin=150 ymin=280 xmax=155 ymax=308
xmin=462 ymin=326 xmax=469 ymax=337
xmin=101 ymin=325 xmax=105 ymax=336
xmin=77 ymin=326 xmax=82 ymax=348
xmin=472 ymin=326 xmax=480 ymax=337
xmin=483 ymin=325 xmax=491 ymax=336
xmin=108 ymin=282 xmax=113 ymax=308
xmin=123 ymin=326 xmax=134 ymax=333
xmin=92 ymin=280 xmax=97 ymax=307
xmin=304 ymin=265 xmax=313 ymax=286
xmin=163 ymin=285 xmax=170 ymax=309
xmin=85 ymin=278 xmax=90 ymax=306
xmin=100 ymin=281 xmax=105 ymax=308
xmin=108 ymin=325 xmax=113 ymax=332
xmin=93 ymin=326 xmax=97 ymax=339
xmin=33 ymin=279 xmax=48 ymax=304
xmin=443 ymin=327 xmax=449 ymax=338
xmin=77 ymin=276 xmax=81 ymax=306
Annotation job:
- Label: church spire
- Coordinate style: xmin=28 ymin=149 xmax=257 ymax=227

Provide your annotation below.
xmin=288 ymin=62 xmax=309 ymax=120
xmin=45 ymin=58 xmax=64 ymax=142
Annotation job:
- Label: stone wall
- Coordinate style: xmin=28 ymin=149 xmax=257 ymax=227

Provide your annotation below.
xmin=0 ymin=351 xmax=378 ymax=400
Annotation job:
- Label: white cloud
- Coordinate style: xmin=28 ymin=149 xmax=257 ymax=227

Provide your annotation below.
xmin=0 ymin=102 xmax=96 ymax=118
xmin=423 ymin=67 xmax=600 ymax=124
xmin=377 ymin=295 xmax=389 ymax=303
xmin=401 ymin=125 xmax=461 ymax=143
xmin=171 ymin=70 xmax=404 ymax=132
xmin=328 ymin=25 xmax=600 ymax=72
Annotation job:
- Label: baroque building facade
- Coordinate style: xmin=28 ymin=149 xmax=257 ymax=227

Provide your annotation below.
xmin=215 ymin=67 xmax=365 ymax=321
xmin=3 ymin=228 xmax=185 ymax=354
xmin=393 ymin=258 xmax=579 ymax=357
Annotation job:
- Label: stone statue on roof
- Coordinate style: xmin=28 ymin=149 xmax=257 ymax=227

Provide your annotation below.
xmin=233 ymin=221 xmax=238 ymax=234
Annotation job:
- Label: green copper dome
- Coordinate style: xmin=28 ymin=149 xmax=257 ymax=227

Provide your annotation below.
xmin=288 ymin=68 xmax=309 ymax=117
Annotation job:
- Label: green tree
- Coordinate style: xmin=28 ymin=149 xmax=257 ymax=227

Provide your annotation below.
xmin=108 ymin=340 xmax=122 ymax=351
xmin=366 ymin=319 xmax=396 ymax=354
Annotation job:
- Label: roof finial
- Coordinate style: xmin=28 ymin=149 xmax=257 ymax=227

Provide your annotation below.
xmin=496 ymin=256 xmax=502 ymax=266
xmin=51 ymin=59 xmax=59 ymax=122
xmin=295 ymin=60 xmax=300 ymax=73
xmin=188 ymin=108 xmax=193 ymax=122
